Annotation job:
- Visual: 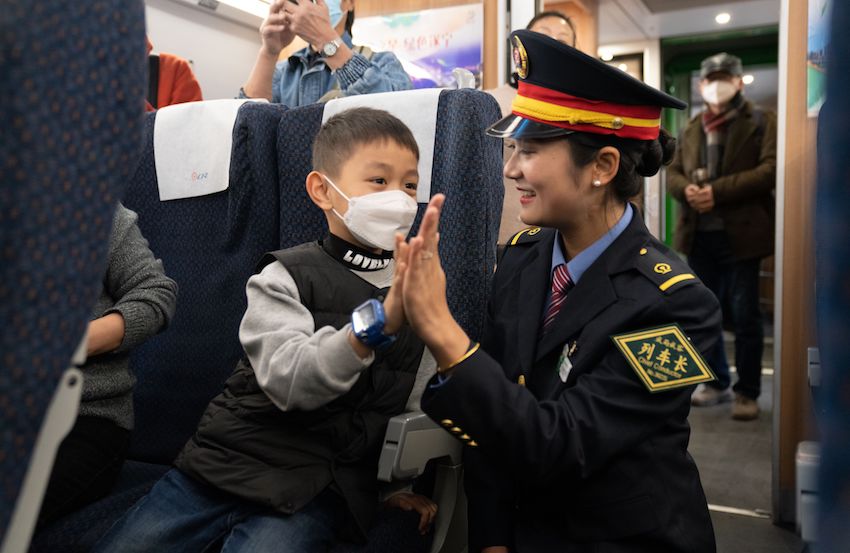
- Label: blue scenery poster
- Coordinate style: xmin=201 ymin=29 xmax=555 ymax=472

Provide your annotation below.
xmin=352 ymin=4 xmax=483 ymax=89
xmin=807 ymin=0 xmax=830 ymax=116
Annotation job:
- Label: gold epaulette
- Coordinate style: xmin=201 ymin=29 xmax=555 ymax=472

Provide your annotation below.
xmin=635 ymin=245 xmax=698 ymax=294
xmin=507 ymin=227 xmax=545 ymax=246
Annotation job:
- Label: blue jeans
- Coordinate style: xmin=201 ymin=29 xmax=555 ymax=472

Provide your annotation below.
xmin=92 ymin=469 xmax=346 ymax=553
xmin=688 ymin=231 xmax=764 ymax=399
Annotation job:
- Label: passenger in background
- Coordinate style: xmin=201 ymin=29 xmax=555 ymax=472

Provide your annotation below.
xmin=37 ymin=203 xmax=177 ymax=528
xmin=240 ymin=0 xmax=412 ymax=106
xmin=145 ymin=37 xmax=203 ymax=111
xmin=488 ymin=11 xmax=577 ymax=243
xmin=93 ymin=108 xmax=436 ymax=553
xmin=667 ymin=52 xmax=777 ymax=421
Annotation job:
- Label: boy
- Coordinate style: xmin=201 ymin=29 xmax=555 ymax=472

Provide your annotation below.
xmin=94 ymin=107 xmax=437 ymax=553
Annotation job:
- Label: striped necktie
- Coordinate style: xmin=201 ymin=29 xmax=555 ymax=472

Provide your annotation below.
xmin=543 ymin=264 xmax=573 ymax=332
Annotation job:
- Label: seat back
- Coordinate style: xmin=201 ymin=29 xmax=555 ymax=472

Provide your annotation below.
xmin=0 ymin=0 xmax=146 ymax=542
xmin=275 ymin=89 xmax=504 ymax=339
xmin=123 ymin=102 xmax=287 ymax=464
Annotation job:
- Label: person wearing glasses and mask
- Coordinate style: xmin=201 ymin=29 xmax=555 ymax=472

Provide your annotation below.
xmin=395 ymin=31 xmax=721 ymax=553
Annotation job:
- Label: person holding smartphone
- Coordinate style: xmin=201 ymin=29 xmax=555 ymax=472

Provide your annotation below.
xmin=239 ymin=0 xmax=412 ymax=106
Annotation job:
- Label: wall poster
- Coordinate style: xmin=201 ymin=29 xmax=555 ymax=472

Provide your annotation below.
xmin=352 ymin=3 xmax=483 ymax=89
xmin=807 ymin=0 xmax=830 ymax=116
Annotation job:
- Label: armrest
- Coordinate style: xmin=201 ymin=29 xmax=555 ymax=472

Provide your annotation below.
xmin=378 ymin=412 xmax=462 ymax=483
xmin=377 ymin=412 xmax=467 ymax=553
xmin=1 ymin=367 xmax=83 ymax=553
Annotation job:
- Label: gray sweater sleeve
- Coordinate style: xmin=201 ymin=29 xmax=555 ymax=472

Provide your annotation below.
xmin=102 ymin=204 xmax=178 ymax=353
xmin=239 ymin=262 xmax=376 ymax=412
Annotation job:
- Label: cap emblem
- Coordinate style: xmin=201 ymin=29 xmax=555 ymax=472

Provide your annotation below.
xmin=512 ymin=35 xmax=529 ymax=80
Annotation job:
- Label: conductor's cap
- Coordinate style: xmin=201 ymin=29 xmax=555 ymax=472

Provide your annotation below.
xmin=487 ymin=30 xmax=686 ymax=141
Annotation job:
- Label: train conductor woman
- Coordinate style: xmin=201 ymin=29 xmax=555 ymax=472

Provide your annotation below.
xmin=391 ymin=31 xmax=723 ymax=552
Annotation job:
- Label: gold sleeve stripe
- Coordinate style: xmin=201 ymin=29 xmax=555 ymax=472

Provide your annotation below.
xmin=659 ymin=273 xmax=696 ymax=291
xmin=510 ymin=228 xmax=531 ymax=245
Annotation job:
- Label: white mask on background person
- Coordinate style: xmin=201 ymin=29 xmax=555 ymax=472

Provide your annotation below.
xmin=701 ymin=80 xmax=738 ymax=106
xmin=324 ymin=175 xmax=419 ymax=251
xmin=324 ymin=0 xmax=344 ymax=28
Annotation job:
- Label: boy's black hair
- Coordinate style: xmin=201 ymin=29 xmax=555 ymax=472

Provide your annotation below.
xmin=526 ymin=11 xmax=577 ymax=47
xmin=313 ymin=107 xmax=419 ymax=178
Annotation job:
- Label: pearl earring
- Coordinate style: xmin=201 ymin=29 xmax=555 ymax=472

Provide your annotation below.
xmin=592 ymin=179 xmax=602 ymax=187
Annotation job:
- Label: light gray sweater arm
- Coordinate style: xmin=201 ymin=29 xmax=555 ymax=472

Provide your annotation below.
xmin=239 ymin=262 xmax=375 ymax=412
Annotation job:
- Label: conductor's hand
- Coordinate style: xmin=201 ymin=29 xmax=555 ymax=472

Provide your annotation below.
xmin=397 ymin=195 xmax=448 ymax=345
xmin=384 ymin=492 xmax=437 ymax=535
xmin=398 ymin=194 xmax=470 ymax=370
xmin=260 ymin=1 xmax=296 ymax=58
xmin=283 ymin=0 xmax=337 ymax=50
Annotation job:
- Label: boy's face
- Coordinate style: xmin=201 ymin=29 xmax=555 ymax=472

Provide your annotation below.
xmin=322 ymin=139 xmax=419 ymax=249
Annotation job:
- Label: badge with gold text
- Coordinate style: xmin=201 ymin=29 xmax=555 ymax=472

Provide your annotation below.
xmin=611 ymin=324 xmax=716 ymax=392
xmin=512 ymin=35 xmax=529 ymax=79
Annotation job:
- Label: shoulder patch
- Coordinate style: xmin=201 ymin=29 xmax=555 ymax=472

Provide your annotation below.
xmin=508 ymin=227 xmax=545 ymax=246
xmin=611 ymin=324 xmax=716 ymax=393
xmin=635 ymin=245 xmax=698 ymax=294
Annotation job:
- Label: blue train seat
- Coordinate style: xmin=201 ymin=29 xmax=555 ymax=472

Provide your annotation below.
xmin=274 ymin=88 xmax=504 ymax=553
xmin=0 ymin=1 xmax=146 ymax=551
xmin=28 ymin=101 xmax=287 ymax=552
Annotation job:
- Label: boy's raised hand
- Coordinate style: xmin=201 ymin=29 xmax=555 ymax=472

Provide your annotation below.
xmin=382 ymin=233 xmax=409 ymax=336
xmin=384 ymin=492 xmax=438 ymax=535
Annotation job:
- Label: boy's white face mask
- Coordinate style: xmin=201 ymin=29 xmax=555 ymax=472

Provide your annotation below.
xmin=323 ymin=175 xmax=419 ymax=251
xmin=701 ymin=80 xmax=738 ymax=106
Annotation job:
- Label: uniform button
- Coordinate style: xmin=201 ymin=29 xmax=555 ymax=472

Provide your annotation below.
xmin=450 ymin=427 xmax=463 ymax=434
xmin=460 ymin=434 xmax=471 ymax=441
xmin=612 ymin=117 xmax=624 ymax=129
xmin=468 ymin=440 xmax=479 ymax=447
xmin=440 ymin=419 xmax=453 ymax=427
xmin=639 ymin=248 xmax=647 ymax=255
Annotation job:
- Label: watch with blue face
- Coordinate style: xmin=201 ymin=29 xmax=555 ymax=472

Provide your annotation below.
xmin=351 ymin=298 xmax=396 ymax=349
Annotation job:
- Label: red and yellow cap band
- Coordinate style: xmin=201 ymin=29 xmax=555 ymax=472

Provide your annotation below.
xmin=511 ymin=82 xmax=663 ymax=140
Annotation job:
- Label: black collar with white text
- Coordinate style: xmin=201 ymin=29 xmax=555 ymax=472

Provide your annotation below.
xmin=322 ymin=234 xmax=393 ymax=272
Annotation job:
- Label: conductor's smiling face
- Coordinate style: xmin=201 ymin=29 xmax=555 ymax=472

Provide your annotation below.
xmin=503 ymin=137 xmax=595 ymax=231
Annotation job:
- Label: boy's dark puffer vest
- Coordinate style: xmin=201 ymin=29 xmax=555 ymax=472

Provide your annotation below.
xmin=175 ymin=241 xmax=424 ymax=541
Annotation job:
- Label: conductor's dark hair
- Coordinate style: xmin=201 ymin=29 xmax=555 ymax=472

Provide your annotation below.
xmin=313 ymin=107 xmax=419 ymax=178
xmin=526 ymin=11 xmax=577 ymax=46
xmin=565 ymin=130 xmax=677 ymax=203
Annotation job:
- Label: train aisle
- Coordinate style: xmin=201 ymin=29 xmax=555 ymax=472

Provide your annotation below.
xmin=688 ymin=333 xmax=805 ymax=552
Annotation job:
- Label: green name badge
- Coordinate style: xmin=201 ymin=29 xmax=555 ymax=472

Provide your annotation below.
xmin=611 ymin=324 xmax=716 ymax=392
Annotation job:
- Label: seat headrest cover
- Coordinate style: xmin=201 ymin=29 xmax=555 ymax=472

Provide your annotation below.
xmin=154 ymin=98 xmax=266 ymax=201
xmin=322 ymin=88 xmax=442 ymax=203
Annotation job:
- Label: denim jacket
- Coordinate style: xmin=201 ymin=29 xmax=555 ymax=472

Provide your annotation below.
xmin=239 ymin=33 xmax=412 ymax=107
